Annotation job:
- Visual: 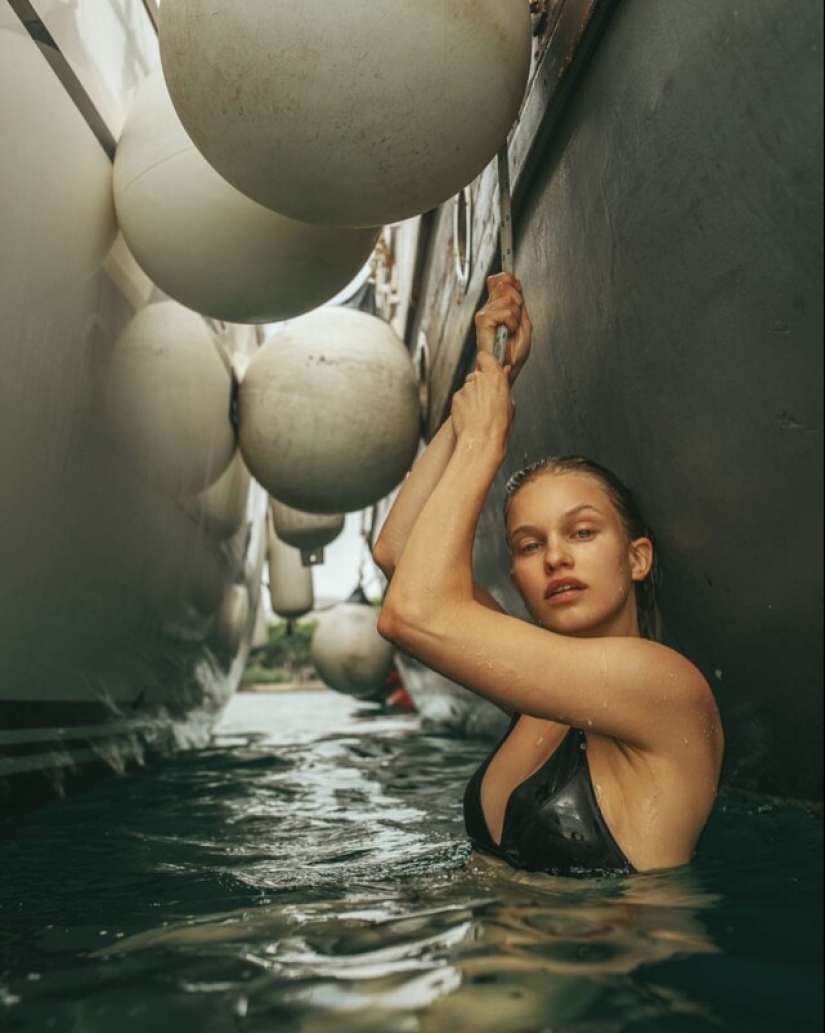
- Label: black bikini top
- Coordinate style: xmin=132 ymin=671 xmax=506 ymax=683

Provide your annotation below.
xmin=463 ymin=716 xmax=634 ymax=876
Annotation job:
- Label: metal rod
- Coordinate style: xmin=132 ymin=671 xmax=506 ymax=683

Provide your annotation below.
xmin=494 ymin=146 xmax=514 ymax=364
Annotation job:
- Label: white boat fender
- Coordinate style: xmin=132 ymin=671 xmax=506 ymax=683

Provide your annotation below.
xmin=310 ymin=587 xmax=395 ymax=697
xmin=238 ymin=307 xmax=421 ymax=515
xmin=113 ymin=69 xmax=380 ymax=324
xmin=158 ymin=0 xmax=532 ymax=227
xmin=195 ymin=451 xmax=252 ymax=540
xmin=102 ymin=301 xmax=236 ymax=496
xmin=266 ymin=512 xmax=315 ymax=621
xmin=212 ymin=584 xmax=250 ymax=658
xmin=270 ymin=499 xmax=344 ymax=567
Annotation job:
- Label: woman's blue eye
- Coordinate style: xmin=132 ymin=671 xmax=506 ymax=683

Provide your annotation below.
xmin=574 ymin=529 xmax=595 ymax=540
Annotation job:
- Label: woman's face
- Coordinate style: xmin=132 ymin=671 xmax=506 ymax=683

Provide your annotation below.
xmin=506 ymin=472 xmax=652 ymax=638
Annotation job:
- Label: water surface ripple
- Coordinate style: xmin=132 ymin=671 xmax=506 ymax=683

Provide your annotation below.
xmin=1 ymin=690 xmax=821 ymax=1032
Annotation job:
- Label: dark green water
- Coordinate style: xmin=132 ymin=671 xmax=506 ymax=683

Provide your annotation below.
xmin=1 ymin=690 xmax=822 ymax=1033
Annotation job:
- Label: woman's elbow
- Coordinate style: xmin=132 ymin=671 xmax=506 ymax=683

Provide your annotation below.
xmin=371 ymin=536 xmax=395 ymax=581
xmin=378 ymin=587 xmax=451 ymax=659
xmin=377 ymin=595 xmax=426 ymax=650
xmin=377 ymin=600 xmax=412 ymax=648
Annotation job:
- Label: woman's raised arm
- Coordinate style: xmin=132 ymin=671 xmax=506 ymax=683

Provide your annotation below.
xmin=372 ymin=273 xmax=531 ymax=582
xmin=378 ymin=353 xmax=719 ymax=756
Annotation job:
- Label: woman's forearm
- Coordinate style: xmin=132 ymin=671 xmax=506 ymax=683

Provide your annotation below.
xmin=372 ymin=417 xmax=458 ymax=578
xmin=374 ymin=272 xmax=528 ymax=582
xmin=380 ymin=353 xmax=513 ymax=640
xmin=381 ymin=434 xmax=505 ymax=628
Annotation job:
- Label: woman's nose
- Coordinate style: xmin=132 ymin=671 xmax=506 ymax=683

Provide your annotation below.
xmin=544 ymin=539 xmax=571 ymax=570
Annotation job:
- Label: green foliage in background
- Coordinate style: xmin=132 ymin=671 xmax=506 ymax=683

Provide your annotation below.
xmin=242 ymin=618 xmax=318 ymax=686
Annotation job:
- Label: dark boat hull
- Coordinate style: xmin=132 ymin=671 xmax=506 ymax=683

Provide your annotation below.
xmin=410 ymin=0 xmax=823 ymax=800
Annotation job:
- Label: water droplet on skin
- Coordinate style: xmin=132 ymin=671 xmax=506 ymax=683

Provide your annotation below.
xmin=587 ymin=720 xmax=593 ymax=726
xmin=602 ymin=701 xmax=609 ymax=709
xmin=683 ymin=738 xmax=690 ymax=745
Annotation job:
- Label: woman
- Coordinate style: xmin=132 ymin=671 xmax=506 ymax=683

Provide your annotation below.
xmin=373 ymin=273 xmax=724 ymax=875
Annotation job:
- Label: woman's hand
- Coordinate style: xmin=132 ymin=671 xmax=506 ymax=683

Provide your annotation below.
xmin=474 ymin=272 xmax=533 ymax=383
xmin=451 ymin=352 xmax=515 ymax=455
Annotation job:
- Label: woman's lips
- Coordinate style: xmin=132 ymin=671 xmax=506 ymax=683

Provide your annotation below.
xmin=544 ymin=579 xmax=586 ymax=603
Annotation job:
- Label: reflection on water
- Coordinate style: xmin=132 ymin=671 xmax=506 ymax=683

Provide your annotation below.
xmin=100 ymin=866 xmax=720 ymax=1032
xmin=0 ymin=690 xmax=821 ymax=1033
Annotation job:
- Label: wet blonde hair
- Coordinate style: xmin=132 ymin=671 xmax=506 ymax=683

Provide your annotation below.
xmin=504 ymin=456 xmax=662 ymax=641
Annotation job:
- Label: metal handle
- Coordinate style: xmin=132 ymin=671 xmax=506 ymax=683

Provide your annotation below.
xmin=494 ymin=147 xmax=514 ymax=365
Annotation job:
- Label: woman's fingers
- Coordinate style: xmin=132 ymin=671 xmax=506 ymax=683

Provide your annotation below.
xmin=487 ymin=272 xmax=522 ymax=295
xmin=452 ymin=354 xmax=514 ymax=439
xmin=476 ymin=351 xmax=503 ymax=373
xmin=482 ymin=286 xmax=524 ymax=319
xmin=478 ymin=276 xmax=525 ymax=326
xmin=475 ymin=296 xmax=523 ymax=337
xmin=474 ymin=272 xmax=532 ymax=384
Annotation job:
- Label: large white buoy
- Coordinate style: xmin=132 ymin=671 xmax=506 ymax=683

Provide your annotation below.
xmin=212 ymin=583 xmax=250 ymax=658
xmin=270 ymin=500 xmax=344 ymax=566
xmin=267 ymin=514 xmax=314 ymax=620
xmin=158 ymin=0 xmax=532 ymax=227
xmin=251 ymin=598 xmax=270 ymax=651
xmin=238 ymin=307 xmax=420 ymax=514
xmin=102 ymin=301 xmax=236 ymax=495
xmin=310 ymin=588 xmax=395 ymax=696
xmin=196 ymin=451 xmax=252 ymax=540
xmin=113 ymin=70 xmax=379 ymax=323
